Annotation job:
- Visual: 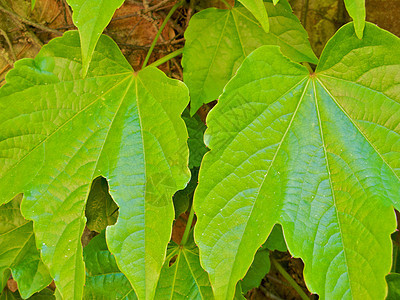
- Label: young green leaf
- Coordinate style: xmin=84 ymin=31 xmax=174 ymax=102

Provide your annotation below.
xmin=194 ymin=22 xmax=400 ymax=299
xmin=173 ymin=168 xmax=199 ymax=218
xmin=0 ymin=195 xmax=52 ymax=299
xmin=183 ymin=0 xmax=317 ymax=115
xmin=154 ymin=234 xmax=214 ymax=299
xmin=344 ymin=0 xmax=365 ymax=39
xmin=66 ymin=0 xmax=125 ymax=77
xmin=237 ymin=0 xmax=270 ymax=33
xmin=31 ymin=0 xmax=36 ymax=10
xmin=263 ymin=224 xmax=287 ymax=252
xmin=83 ymin=231 xmax=136 ymax=299
xmin=0 ymin=31 xmax=190 ymax=299
xmin=85 ymin=177 xmax=118 ymax=233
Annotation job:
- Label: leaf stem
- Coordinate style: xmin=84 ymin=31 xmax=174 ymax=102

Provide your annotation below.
xmin=149 ymin=48 xmax=183 ymax=67
xmin=180 ymin=205 xmax=195 ymax=246
xmin=142 ymin=0 xmax=183 ymax=69
xmin=270 ymin=257 xmax=310 ymax=300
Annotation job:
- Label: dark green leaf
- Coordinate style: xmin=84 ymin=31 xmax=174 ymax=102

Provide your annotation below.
xmin=83 ymin=231 xmax=136 ymax=300
xmin=182 ymin=109 xmax=208 ymax=169
xmin=263 ymin=224 xmax=287 ymax=252
xmin=241 ymin=249 xmax=270 ymax=294
xmin=85 ymin=177 xmax=118 ymax=233
xmin=0 ymin=195 xmax=52 ymax=299
xmin=386 ymin=273 xmax=400 ymax=300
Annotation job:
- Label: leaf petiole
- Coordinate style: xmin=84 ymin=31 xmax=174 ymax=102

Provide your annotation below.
xmin=142 ymin=0 xmax=184 ymax=69
xmin=149 ymin=48 xmax=184 ymax=68
xmin=180 ymin=204 xmax=195 ymax=246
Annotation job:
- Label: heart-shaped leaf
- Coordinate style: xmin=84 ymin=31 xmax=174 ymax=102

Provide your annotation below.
xmin=0 ymin=31 xmax=190 ymax=299
xmin=66 ymin=0 xmax=125 ymax=76
xmin=83 ymin=231 xmax=136 ymax=299
xmin=194 ymin=22 xmax=400 ymax=299
xmin=0 ymin=195 xmax=52 ymax=299
xmin=154 ymin=234 xmax=214 ymax=299
xmin=182 ymin=0 xmax=317 ymax=115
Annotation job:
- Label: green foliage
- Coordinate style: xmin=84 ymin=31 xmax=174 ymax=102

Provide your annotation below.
xmin=0 ymin=31 xmax=189 ymax=299
xmin=85 ymin=177 xmax=118 ymax=233
xmin=386 ymin=273 xmax=400 ymax=300
xmin=66 ymin=0 xmax=125 ymax=76
xmin=237 ymin=0 xmax=270 ymax=32
xmin=182 ymin=0 xmax=317 ymax=115
xmin=154 ymin=234 xmax=214 ymax=299
xmin=83 ymin=231 xmax=136 ymax=299
xmin=344 ymin=0 xmax=366 ymax=39
xmin=0 ymin=195 xmax=52 ymax=299
xmin=194 ymin=23 xmax=400 ymax=299
xmin=2 ymin=0 xmax=400 ymax=299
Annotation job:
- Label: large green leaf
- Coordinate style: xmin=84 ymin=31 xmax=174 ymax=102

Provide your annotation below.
xmin=83 ymin=231 xmax=136 ymax=300
xmin=0 ymin=195 xmax=52 ymax=299
xmin=66 ymin=0 xmax=125 ymax=76
xmin=194 ymin=22 xmax=400 ymax=299
xmin=344 ymin=0 xmax=365 ymax=39
xmin=0 ymin=31 xmax=190 ymax=299
xmin=85 ymin=177 xmax=118 ymax=233
xmin=237 ymin=0 xmax=269 ymax=33
xmin=182 ymin=0 xmax=317 ymax=115
xmin=154 ymin=234 xmax=214 ymax=299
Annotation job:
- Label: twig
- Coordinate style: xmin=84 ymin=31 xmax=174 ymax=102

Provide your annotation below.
xmin=0 ymin=28 xmax=16 ymax=61
xmin=270 ymin=257 xmax=310 ymax=300
xmin=0 ymin=5 xmax=63 ymax=36
xmin=301 ymin=0 xmax=310 ymax=27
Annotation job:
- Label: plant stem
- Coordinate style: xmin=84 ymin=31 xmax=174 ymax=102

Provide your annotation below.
xmin=142 ymin=0 xmax=183 ymax=69
xmin=270 ymin=257 xmax=310 ymax=300
xmin=180 ymin=205 xmax=195 ymax=246
xmin=149 ymin=48 xmax=183 ymax=67
xmin=0 ymin=5 xmax=63 ymax=36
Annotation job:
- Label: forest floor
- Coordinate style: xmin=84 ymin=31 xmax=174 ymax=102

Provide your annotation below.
xmin=1 ymin=0 xmax=400 ymax=299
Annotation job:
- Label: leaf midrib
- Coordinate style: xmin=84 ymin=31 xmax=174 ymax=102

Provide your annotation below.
xmin=312 ymin=79 xmax=353 ymax=299
xmin=226 ymin=78 xmax=311 ymax=296
xmin=316 ymin=77 xmax=400 ymax=189
xmin=0 ymin=74 xmax=132 ymax=188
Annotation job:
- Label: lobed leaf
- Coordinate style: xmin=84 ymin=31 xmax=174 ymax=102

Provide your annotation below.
xmin=66 ymin=0 xmax=125 ymax=76
xmin=0 ymin=31 xmax=190 ymax=299
xmin=194 ymin=22 xmax=400 ymax=299
xmin=154 ymin=234 xmax=214 ymax=299
xmin=182 ymin=0 xmax=317 ymax=115
xmin=0 ymin=195 xmax=52 ymax=299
